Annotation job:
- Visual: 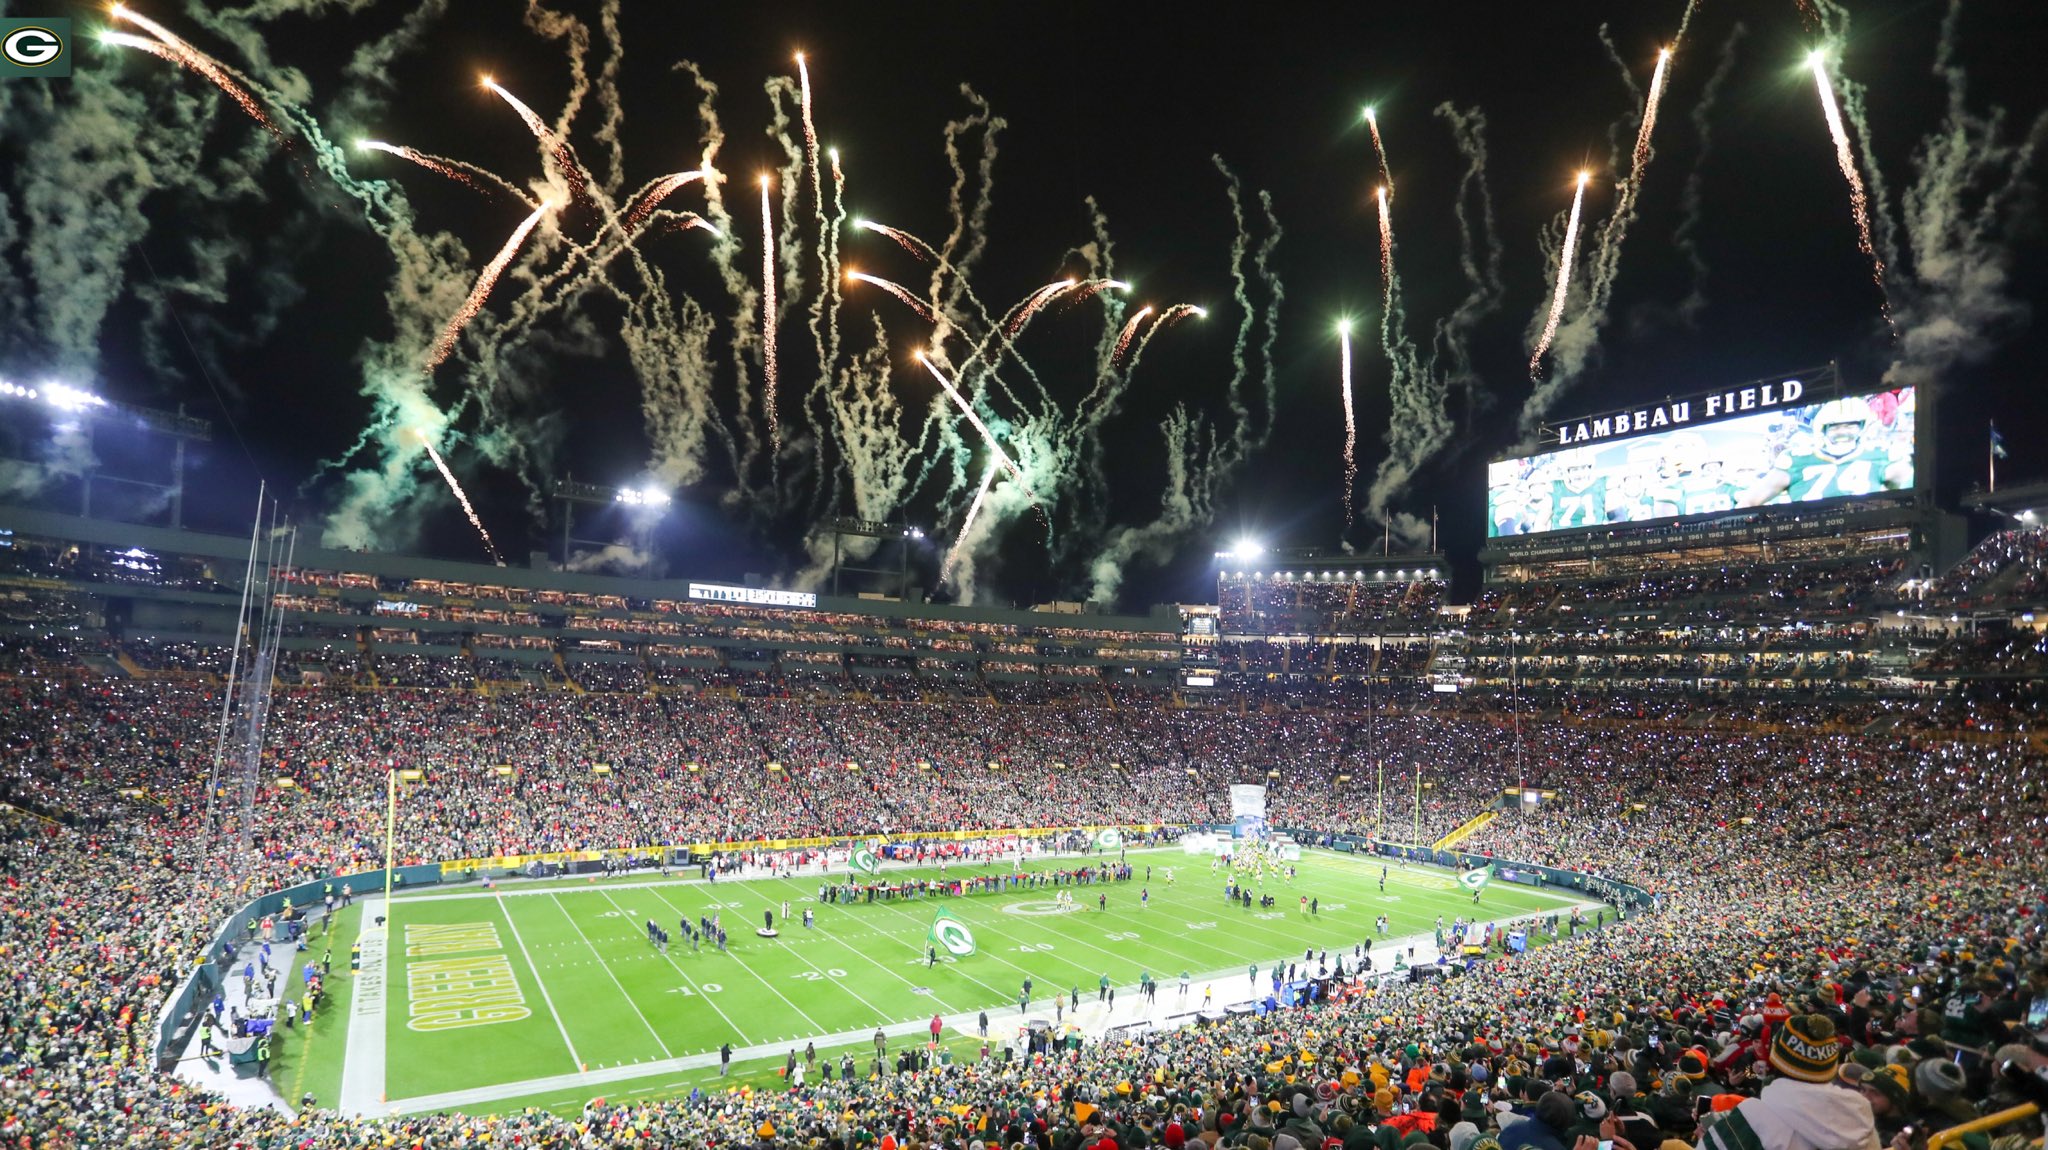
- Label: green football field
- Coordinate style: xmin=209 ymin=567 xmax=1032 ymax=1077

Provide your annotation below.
xmin=317 ymin=847 xmax=1592 ymax=1119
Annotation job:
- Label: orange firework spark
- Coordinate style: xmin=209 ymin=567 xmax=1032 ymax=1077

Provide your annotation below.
xmin=1004 ymin=279 xmax=1078 ymax=334
xmin=940 ymin=463 xmax=1000 ymax=587
xmin=107 ymin=9 xmax=282 ymax=139
xmin=427 ymin=200 xmax=553 ymax=370
xmin=356 ymin=140 xmax=493 ymax=197
xmin=622 ymin=170 xmax=712 ymax=233
xmin=1365 ymin=107 xmax=1392 ymax=192
xmin=1339 ymin=321 xmax=1357 ymax=530
xmin=759 ymin=175 xmax=780 ymax=444
xmin=1529 ymin=172 xmax=1590 ymax=379
xmin=854 ymin=219 xmax=936 ymax=263
xmin=482 ymin=76 xmax=588 ymax=203
xmin=1631 ymin=49 xmax=1673 ymax=184
xmin=916 ymin=352 xmax=1042 ymax=505
xmin=1809 ymin=53 xmax=1893 ymax=330
xmin=1112 ymin=306 xmax=1156 ymax=366
xmin=414 ymin=430 xmax=504 ymax=565
xmin=845 ymin=271 xmax=938 ymax=323
xmin=1376 ymin=186 xmax=1394 ymax=319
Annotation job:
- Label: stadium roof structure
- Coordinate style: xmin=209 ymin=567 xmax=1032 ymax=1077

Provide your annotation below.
xmin=1959 ymin=480 xmax=2048 ymax=523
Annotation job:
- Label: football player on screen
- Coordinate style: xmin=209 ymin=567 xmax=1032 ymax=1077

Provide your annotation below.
xmin=1738 ymin=396 xmax=1911 ymax=505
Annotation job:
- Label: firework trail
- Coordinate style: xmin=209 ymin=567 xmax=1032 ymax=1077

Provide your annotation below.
xmin=856 ymin=219 xmax=937 ymax=263
xmin=1122 ymin=305 xmax=1207 ymax=377
xmin=1004 ymin=279 xmax=1078 ymax=334
xmin=846 ymin=271 xmax=939 ymax=324
xmin=1376 ymin=185 xmax=1395 ymax=317
xmin=482 ymin=76 xmax=588 ymax=203
xmin=916 ymin=353 xmax=1041 ymax=504
xmin=1528 ymin=172 xmax=1589 ymax=378
xmin=355 ymin=140 xmax=530 ymax=200
xmin=1339 ymin=320 xmax=1357 ymax=531
xmin=1365 ymin=107 xmax=1392 ymax=191
xmin=1112 ymin=306 xmax=1156 ymax=366
xmin=796 ymin=55 xmax=823 ymax=225
xmin=759 ymin=175 xmax=781 ymax=448
xmin=427 ymin=200 xmax=553 ymax=370
xmin=940 ymin=463 xmax=999 ymax=586
xmin=1632 ymin=49 xmax=1672 ymax=183
xmin=413 ymin=430 xmax=504 ymax=565
xmin=806 ymin=148 xmax=848 ymax=514
xmin=621 ymin=169 xmax=712 ymax=232
xmin=1810 ymin=51 xmax=1894 ymax=328
xmin=105 ymin=10 xmax=282 ymax=138
xmin=1060 ymin=277 xmax=1130 ymax=310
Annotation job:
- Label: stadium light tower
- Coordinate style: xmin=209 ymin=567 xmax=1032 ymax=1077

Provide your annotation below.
xmin=549 ymin=477 xmax=671 ymax=570
xmin=0 ymin=377 xmax=212 ymax=525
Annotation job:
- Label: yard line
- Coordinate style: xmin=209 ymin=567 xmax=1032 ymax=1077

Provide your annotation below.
xmin=492 ymin=891 xmax=584 ymax=1074
xmin=645 ymin=884 xmax=832 ymax=1038
xmin=759 ymin=876 xmax=970 ymax=1014
xmin=595 ymin=888 xmax=757 ymax=1046
xmin=543 ymin=892 xmax=674 ymax=1060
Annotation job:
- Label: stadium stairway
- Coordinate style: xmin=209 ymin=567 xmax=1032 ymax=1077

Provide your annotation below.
xmin=1433 ymin=809 xmax=1497 ymax=850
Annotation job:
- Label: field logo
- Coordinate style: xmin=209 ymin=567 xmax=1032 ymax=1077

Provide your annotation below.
xmin=929 ymin=907 xmax=977 ymax=957
xmin=1457 ymin=864 xmax=1493 ymax=893
xmin=850 ymin=847 xmax=881 ymax=875
xmin=1095 ymin=828 xmax=1122 ymax=850
xmin=1 ymin=19 xmax=70 ymax=77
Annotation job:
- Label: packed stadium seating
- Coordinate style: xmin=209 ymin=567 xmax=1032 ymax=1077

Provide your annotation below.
xmin=4 ymin=512 xmax=2048 ymax=1148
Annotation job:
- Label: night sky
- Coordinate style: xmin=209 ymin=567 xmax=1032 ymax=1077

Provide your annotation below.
xmin=5 ymin=0 xmax=2047 ymax=608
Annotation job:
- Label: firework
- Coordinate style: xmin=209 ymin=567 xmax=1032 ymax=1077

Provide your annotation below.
xmin=1631 ymin=49 xmax=1673 ymax=183
xmin=622 ymin=169 xmax=713 ymax=233
xmin=1339 ymin=320 xmax=1357 ymax=530
xmin=1809 ymin=51 xmax=1892 ymax=324
xmin=1004 ymin=279 xmax=1078 ymax=334
xmin=1113 ymin=306 xmax=1156 ymax=366
xmin=854 ymin=219 xmax=937 ymax=263
xmin=481 ymin=76 xmax=587 ymax=203
xmin=427 ymin=200 xmax=553 ymax=370
xmin=845 ymin=270 xmax=939 ymax=324
xmin=413 ymin=430 xmax=504 ymax=565
xmin=1364 ymin=106 xmax=1392 ymax=191
xmin=1063 ymin=277 xmax=1130 ymax=307
xmin=355 ymin=140 xmax=530 ymax=200
xmin=796 ymin=54 xmax=823 ymax=226
xmin=1376 ymin=185 xmax=1395 ymax=318
xmin=1529 ymin=172 xmax=1590 ymax=378
xmin=940 ymin=463 xmax=1000 ymax=586
xmin=106 ymin=9 xmax=281 ymax=137
xmin=759 ymin=174 xmax=781 ymax=446
xmin=916 ymin=353 xmax=1041 ymax=505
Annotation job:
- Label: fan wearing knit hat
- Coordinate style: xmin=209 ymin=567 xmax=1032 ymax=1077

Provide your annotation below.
xmin=1700 ymin=1016 xmax=1880 ymax=1150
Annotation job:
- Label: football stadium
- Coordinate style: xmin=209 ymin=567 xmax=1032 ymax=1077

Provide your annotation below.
xmin=4 ymin=4 xmax=2048 ymax=1150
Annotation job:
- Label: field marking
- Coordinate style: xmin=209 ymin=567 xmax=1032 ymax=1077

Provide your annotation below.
xmin=644 ymin=885 xmax=833 ymax=1038
xmin=595 ymin=888 xmax=757 ymax=1047
xmin=337 ymin=920 xmax=388 ymax=1114
xmin=493 ymin=892 xmax=585 ymax=1074
xmin=759 ymin=876 xmax=972 ymax=1014
xmin=546 ymin=893 xmax=674 ymax=1061
xmin=373 ymin=896 xmax=1602 ymax=1118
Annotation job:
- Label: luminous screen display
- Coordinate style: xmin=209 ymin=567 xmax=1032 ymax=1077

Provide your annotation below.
xmin=1487 ymin=387 xmax=1915 ymax=538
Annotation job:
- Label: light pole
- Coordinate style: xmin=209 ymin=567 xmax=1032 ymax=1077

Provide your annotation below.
xmin=384 ymin=767 xmax=424 ymax=907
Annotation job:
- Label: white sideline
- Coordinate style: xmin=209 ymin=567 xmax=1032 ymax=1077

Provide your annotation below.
xmin=337 ymin=917 xmax=389 ymax=1114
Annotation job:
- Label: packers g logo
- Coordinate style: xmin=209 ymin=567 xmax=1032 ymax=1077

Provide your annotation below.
xmin=1 ymin=19 xmax=70 ymax=76
xmin=931 ymin=917 xmax=976 ymax=957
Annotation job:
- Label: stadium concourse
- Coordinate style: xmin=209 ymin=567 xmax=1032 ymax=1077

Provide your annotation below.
xmin=2 ymin=530 xmax=2048 ymax=1147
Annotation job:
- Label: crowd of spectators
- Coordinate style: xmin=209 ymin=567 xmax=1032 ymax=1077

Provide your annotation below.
xmin=1 ymin=639 xmax=2045 ymax=1148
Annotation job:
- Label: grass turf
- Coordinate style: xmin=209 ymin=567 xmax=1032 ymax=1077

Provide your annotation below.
xmin=367 ymin=847 xmax=1584 ymax=1116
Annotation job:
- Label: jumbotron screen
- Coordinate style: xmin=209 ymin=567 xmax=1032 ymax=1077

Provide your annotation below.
xmin=1487 ymin=386 xmax=1916 ymax=538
